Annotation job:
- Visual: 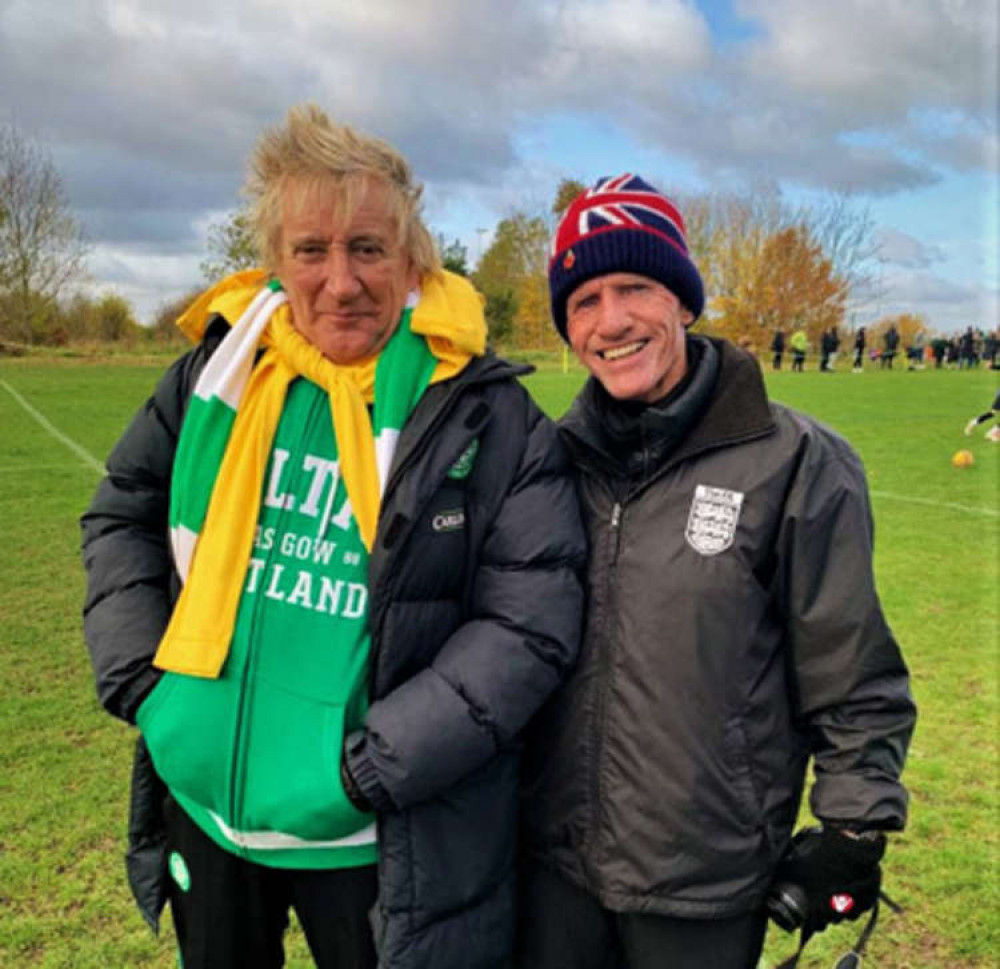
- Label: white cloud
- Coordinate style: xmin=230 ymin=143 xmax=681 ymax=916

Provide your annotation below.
xmin=737 ymin=0 xmax=994 ymax=120
xmin=876 ymin=228 xmax=945 ymax=269
xmin=873 ymin=266 xmax=998 ymax=332
xmin=86 ymin=244 xmax=204 ymax=322
xmin=0 ymin=0 xmax=994 ymax=333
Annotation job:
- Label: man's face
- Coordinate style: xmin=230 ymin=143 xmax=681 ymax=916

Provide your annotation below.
xmin=565 ymin=272 xmax=693 ymax=403
xmin=275 ymin=181 xmax=419 ymax=365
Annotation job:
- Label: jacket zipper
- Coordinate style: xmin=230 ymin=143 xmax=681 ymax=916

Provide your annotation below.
xmin=229 ymin=387 xmax=321 ymax=842
xmin=368 ymin=383 xmax=486 ymax=697
xmin=586 ymin=492 xmax=624 ymax=878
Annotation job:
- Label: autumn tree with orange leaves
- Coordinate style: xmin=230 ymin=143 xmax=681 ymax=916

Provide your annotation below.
xmin=710 ymin=225 xmax=847 ymax=347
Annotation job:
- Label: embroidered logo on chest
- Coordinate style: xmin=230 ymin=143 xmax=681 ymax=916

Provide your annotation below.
xmin=432 ymin=508 xmax=466 ymax=533
xmin=685 ymin=484 xmax=744 ymax=556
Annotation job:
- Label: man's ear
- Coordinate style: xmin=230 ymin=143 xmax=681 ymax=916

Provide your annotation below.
xmin=681 ymin=308 xmax=696 ymax=327
xmin=406 ymin=260 xmax=421 ymax=293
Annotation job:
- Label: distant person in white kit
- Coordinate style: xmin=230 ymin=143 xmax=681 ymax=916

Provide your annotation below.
xmin=964 ymin=388 xmax=1000 ymax=442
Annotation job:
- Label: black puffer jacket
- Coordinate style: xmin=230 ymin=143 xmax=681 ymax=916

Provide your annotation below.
xmin=82 ymin=318 xmax=587 ymax=969
xmin=522 ymin=336 xmax=915 ymax=919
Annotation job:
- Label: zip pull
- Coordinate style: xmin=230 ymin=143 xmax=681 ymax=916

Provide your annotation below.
xmin=610 ymin=502 xmax=622 ymax=529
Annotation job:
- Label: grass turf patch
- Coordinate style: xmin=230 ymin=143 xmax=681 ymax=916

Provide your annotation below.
xmin=1 ymin=355 xmax=996 ymax=967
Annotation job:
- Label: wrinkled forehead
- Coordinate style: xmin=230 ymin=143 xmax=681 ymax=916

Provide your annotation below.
xmin=571 ymin=271 xmax=681 ymax=301
xmin=280 ymin=173 xmax=403 ymax=237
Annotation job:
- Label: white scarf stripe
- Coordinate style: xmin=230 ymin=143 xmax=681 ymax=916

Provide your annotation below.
xmin=171 ymin=524 xmax=200 ymax=583
xmin=374 ymin=429 xmax=399 ymax=495
xmin=193 ymin=289 xmax=288 ymax=409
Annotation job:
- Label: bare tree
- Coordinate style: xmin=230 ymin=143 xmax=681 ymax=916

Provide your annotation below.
xmin=680 ymin=187 xmax=881 ymax=336
xmin=0 ymin=125 xmax=89 ymax=343
xmin=797 ymin=192 xmax=883 ymax=313
xmin=200 ymin=207 xmax=260 ymax=283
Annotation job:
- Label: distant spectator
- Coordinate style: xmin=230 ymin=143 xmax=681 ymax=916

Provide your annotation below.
xmin=930 ymin=337 xmax=948 ymax=369
xmin=771 ymin=329 xmax=785 ymax=370
xmin=790 ymin=328 xmax=807 ymax=372
xmin=973 ymin=328 xmax=985 ymax=363
xmin=984 ymin=330 xmax=998 ymax=370
xmin=819 ymin=328 xmax=833 ymax=372
xmin=906 ymin=331 xmax=926 ymax=370
xmin=959 ymin=327 xmax=976 ymax=369
xmin=852 ymin=327 xmax=867 ymax=372
xmin=881 ymin=324 xmax=899 ymax=369
xmin=964 ymin=388 xmax=1000 ymax=442
xmin=946 ymin=336 xmax=960 ymax=367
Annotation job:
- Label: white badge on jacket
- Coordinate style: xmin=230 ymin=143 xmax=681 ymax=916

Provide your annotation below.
xmin=685 ymin=485 xmax=744 ymax=555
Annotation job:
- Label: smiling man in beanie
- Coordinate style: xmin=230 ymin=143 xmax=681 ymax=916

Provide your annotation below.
xmin=516 ymin=175 xmax=916 ymax=969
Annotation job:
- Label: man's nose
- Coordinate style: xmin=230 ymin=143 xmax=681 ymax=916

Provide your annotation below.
xmin=323 ymin=247 xmax=362 ymax=300
xmin=594 ymin=291 xmax=630 ymax=337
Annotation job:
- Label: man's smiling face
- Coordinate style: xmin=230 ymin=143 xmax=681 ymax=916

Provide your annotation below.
xmin=565 ymin=272 xmax=693 ymax=403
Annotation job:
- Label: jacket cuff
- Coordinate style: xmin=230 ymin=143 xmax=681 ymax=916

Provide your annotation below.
xmin=121 ymin=667 xmax=164 ymax=725
xmin=344 ymin=730 xmax=395 ymax=814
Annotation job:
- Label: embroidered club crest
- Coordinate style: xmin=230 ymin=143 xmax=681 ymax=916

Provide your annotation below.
xmin=685 ymin=485 xmax=744 ymax=556
xmin=563 ymin=249 xmax=575 ymax=269
xmin=446 ymin=438 xmax=479 ymax=480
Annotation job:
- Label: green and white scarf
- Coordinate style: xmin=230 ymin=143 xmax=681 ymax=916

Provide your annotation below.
xmin=153 ymin=269 xmax=484 ymax=678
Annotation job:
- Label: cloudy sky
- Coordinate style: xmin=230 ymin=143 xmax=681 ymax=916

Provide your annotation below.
xmin=2 ymin=0 xmax=996 ymax=332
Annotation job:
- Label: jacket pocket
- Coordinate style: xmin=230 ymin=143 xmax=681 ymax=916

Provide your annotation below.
xmin=722 ymin=718 xmax=765 ymax=833
xmin=239 ymin=683 xmax=373 ymax=842
xmin=407 ymin=749 xmax=518 ymax=922
xmin=135 ymin=672 xmax=236 ymax=816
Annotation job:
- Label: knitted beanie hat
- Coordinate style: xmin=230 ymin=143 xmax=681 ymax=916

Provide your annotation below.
xmin=548 ymin=173 xmax=704 ymax=341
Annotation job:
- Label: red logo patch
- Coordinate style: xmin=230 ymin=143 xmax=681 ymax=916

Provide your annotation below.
xmin=563 ymin=249 xmax=575 ymax=270
xmin=830 ymin=894 xmax=855 ymax=914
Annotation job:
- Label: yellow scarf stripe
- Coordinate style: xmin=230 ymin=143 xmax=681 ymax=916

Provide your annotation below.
xmin=155 ymin=352 xmax=288 ymax=675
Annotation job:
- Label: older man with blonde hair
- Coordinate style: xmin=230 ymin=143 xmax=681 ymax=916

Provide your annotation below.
xmin=82 ymin=104 xmax=585 ymax=969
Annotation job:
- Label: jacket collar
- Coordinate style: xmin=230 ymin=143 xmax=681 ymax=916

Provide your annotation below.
xmin=562 ymin=335 xmax=775 ymax=476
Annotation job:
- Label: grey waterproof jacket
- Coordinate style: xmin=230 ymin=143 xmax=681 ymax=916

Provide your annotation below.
xmin=82 ymin=317 xmax=586 ymax=969
xmin=521 ymin=337 xmax=915 ymax=919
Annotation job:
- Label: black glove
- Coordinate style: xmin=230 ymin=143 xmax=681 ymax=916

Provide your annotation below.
xmin=767 ymin=826 xmax=886 ymax=936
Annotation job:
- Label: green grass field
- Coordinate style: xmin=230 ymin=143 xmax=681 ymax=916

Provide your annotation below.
xmin=1 ymin=353 xmax=997 ymax=968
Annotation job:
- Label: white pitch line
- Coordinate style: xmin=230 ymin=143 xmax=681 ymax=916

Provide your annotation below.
xmin=1 ymin=379 xmax=104 ymax=475
xmin=0 ymin=463 xmax=89 ymax=473
xmin=869 ymin=489 xmax=999 ymax=519
xmin=2 ymin=378 xmax=995 ymax=518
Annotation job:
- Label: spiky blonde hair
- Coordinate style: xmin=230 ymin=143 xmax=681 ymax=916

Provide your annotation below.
xmin=245 ymin=103 xmax=440 ymax=278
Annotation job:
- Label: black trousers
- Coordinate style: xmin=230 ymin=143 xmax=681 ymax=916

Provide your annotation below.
xmin=516 ymin=863 xmax=768 ymax=969
xmin=164 ymin=797 xmax=378 ymax=969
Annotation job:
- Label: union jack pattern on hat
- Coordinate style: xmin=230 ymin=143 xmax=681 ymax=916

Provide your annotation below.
xmin=548 ymin=173 xmax=705 ymax=341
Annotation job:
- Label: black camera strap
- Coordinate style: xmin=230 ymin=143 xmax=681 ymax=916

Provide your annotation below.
xmin=774 ymin=892 xmax=902 ymax=969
